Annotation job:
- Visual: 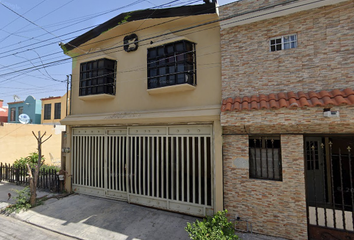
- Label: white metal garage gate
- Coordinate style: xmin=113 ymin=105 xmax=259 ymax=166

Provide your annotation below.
xmin=71 ymin=125 xmax=214 ymax=216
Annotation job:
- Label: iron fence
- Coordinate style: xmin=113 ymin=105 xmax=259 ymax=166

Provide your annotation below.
xmin=0 ymin=163 xmax=60 ymax=192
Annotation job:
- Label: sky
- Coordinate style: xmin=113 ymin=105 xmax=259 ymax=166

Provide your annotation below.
xmin=0 ymin=0 xmax=235 ymax=107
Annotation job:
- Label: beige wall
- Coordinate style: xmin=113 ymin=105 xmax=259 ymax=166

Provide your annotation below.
xmin=41 ymin=91 xmax=70 ymax=124
xmin=66 ymin=14 xmax=221 ymax=117
xmin=0 ymin=123 xmax=62 ymax=166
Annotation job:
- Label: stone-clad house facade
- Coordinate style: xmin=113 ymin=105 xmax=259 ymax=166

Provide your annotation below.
xmin=220 ymin=0 xmax=354 ymax=239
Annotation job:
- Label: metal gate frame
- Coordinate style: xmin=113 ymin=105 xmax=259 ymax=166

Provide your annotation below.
xmin=71 ymin=125 xmax=214 ymax=216
xmin=305 ymin=136 xmax=354 ymax=239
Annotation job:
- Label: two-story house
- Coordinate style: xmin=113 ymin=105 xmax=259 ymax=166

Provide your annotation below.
xmin=61 ymin=3 xmax=222 ymax=217
xmin=41 ymin=91 xmax=70 ymax=126
xmin=7 ymin=95 xmax=41 ymax=124
xmin=220 ymin=0 xmax=354 ymax=239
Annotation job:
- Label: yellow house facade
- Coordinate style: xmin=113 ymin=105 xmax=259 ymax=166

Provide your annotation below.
xmin=41 ymin=91 xmax=70 ymax=125
xmin=61 ymin=3 xmax=222 ymax=217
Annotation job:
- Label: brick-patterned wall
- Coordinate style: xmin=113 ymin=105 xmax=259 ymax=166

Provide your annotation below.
xmin=223 ymin=134 xmax=307 ymax=239
xmin=222 ymin=105 xmax=354 ymax=134
xmin=220 ymin=0 xmax=354 ymax=99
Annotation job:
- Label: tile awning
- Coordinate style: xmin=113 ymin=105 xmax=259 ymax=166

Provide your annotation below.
xmin=221 ymin=88 xmax=354 ymax=112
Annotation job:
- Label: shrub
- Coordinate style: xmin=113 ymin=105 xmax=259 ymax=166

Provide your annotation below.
xmin=185 ymin=210 xmax=239 ymax=240
xmin=1 ymin=187 xmax=31 ymax=215
xmin=13 ymin=152 xmax=43 ymax=169
xmin=13 ymin=152 xmax=60 ymax=172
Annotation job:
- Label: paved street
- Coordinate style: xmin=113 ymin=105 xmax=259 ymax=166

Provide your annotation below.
xmin=0 ymin=214 xmax=75 ymax=240
xmin=0 ymin=181 xmax=286 ymax=240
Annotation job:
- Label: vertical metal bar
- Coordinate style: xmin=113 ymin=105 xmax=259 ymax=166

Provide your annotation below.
xmin=348 ymin=146 xmax=354 ymax=230
xmin=84 ymin=136 xmax=87 ymax=186
xmin=338 ymin=148 xmax=346 ymax=230
xmin=115 ymin=136 xmax=118 ymax=191
xmin=176 ymin=136 xmax=179 ymax=201
xmin=329 ymin=141 xmax=336 ymax=228
xmin=157 ymin=136 xmax=160 ymax=198
xmin=311 ymin=144 xmax=319 ymax=226
xmin=130 ymin=137 xmax=133 ymax=194
xmin=192 ymin=137 xmax=196 ymax=204
xmin=172 ymin=137 xmax=175 ymax=200
xmin=204 ymin=137 xmax=207 ymax=205
xmin=320 ymin=143 xmax=328 ymax=227
xmin=134 ymin=136 xmax=137 ymax=194
xmin=253 ymin=139 xmax=257 ymax=178
xmin=104 ymin=132 xmax=108 ymax=191
xmin=73 ymin=136 xmax=76 ymax=185
xmin=147 ymin=137 xmax=150 ymax=196
xmin=271 ymin=139 xmax=275 ymax=179
xmin=198 ymin=136 xmax=202 ymax=205
xmin=265 ymin=137 xmax=269 ymax=179
xmin=137 ymin=136 xmax=142 ymax=194
xmin=161 ymin=136 xmax=165 ymax=199
xmin=94 ymin=136 xmax=97 ymax=188
xmin=101 ymin=136 xmax=104 ymax=189
xmin=259 ymin=137 xmax=263 ymax=178
xmin=143 ymin=137 xmax=146 ymax=196
xmin=187 ymin=137 xmax=190 ymax=203
xmin=138 ymin=136 xmax=142 ymax=195
xmin=166 ymin=137 xmax=169 ymax=200
xmin=181 ymin=137 xmax=185 ymax=202
xmin=152 ymin=136 xmax=155 ymax=197
xmin=105 ymin=136 xmax=112 ymax=189
xmin=118 ymin=136 xmax=122 ymax=191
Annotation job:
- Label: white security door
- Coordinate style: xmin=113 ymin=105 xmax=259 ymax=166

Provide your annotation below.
xmin=71 ymin=125 xmax=214 ymax=216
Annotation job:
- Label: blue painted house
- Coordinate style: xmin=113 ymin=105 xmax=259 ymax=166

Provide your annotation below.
xmin=7 ymin=95 xmax=41 ymax=124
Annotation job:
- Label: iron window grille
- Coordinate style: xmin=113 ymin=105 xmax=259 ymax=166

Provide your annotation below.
xmin=54 ymin=103 xmax=61 ymax=119
xmin=270 ymin=34 xmax=297 ymax=52
xmin=10 ymin=107 xmax=16 ymax=121
xmin=44 ymin=104 xmax=51 ymax=120
xmin=79 ymin=58 xmax=116 ymax=96
xmin=249 ymin=136 xmax=282 ymax=181
xmin=18 ymin=106 xmax=23 ymax=116
xmin=147 ymin=40 xmax=196 ymax=89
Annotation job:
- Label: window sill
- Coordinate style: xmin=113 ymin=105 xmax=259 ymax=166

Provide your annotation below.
xmin=147 ymin=84 xmax=196 ymax=95
xmin=79 ymin=94 xmax=115 ymax=101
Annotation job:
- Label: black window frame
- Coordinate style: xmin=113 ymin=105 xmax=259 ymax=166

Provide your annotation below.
xmin=18 ymin=106 xmax=23 ymax=116
xmin=44 ymin=104 xmax=51 ymax=120
xmin=10 ymin=107 xmax=16 ymax=121
xmin=147 ymin=40 xmax=196 ymax=89
xmin=249 ymin=135 xmax=282 ymax=181
xmin=79 ymin=58 xmax=117 ymax=96
xmin=54 ymin=102 xmax=61 ymax=119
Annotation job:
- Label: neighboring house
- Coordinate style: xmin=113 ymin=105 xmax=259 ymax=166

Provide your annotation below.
xmin=7 ymin=95 xmax=41 ymax=124
xmin=61 ymin=3 xmax=222 ymax=217
xmin=0 ymin=100 xmax=8 ymax=122
xmin=41 ymin=91 xmax=70 ymax=125
xmin=220 ymin=0 xmax=354 ymax=239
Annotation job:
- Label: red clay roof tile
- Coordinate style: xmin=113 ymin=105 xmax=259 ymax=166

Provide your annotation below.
xmin=221 ymin=88 xmax=354 ymax=112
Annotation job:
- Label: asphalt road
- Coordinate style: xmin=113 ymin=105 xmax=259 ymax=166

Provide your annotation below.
xmin=0 ymin=214 xmax=75 ymax=240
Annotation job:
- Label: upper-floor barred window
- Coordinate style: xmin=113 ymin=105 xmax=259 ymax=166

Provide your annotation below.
xmin=270 ymin=34 xmax=297 ymax=52
xmin=147 ymin=40 xmax=196 ymax=89
xmin=44 ymin=104 xmax=51 ymax=120
xmin=80 ymin=58 xmax=116 ymax=96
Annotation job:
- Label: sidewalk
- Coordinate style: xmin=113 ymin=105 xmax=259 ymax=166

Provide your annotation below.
xmin=1 ymin=181 xmax=287 ymax=240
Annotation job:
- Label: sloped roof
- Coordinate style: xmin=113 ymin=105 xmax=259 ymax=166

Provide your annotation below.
xmin=221 ymin=88 xmax=354 ymax=112
xmin=63 ymin=3 xmax=217 ymax=52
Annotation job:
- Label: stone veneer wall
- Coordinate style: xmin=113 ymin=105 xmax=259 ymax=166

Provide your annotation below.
xmin=223 ymin=134 xmax=307 ymax=239
xmin=220 ymin=0 xmax=354 ymax=99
